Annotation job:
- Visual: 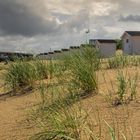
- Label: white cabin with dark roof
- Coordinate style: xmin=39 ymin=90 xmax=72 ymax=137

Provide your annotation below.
xmin=122 ymin=31 xmax=140 ymax=55
xmin=95 ymin=39 xmax=116 ymax=58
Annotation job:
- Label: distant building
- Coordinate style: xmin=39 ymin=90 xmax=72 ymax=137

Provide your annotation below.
xmin=47 ymin=52 xmax=54 ymax=60
xmin=95 ymin=39 xmax=116 ymax=58
xmin=69 ymin=46 xmax=81 ymax=54
xmin=122 ymin=31 xmax=140 ymax=55
xmin=61 ymin=48 xmax=70 ymax=56
xmin=53 ymin=50 xmax=62 ymax=59
xmin=0 ymin=52 xmax=33 ymax=62
xmin=89 ymin=39 xmax=96 ymax=46
xmin=37 ymin=53 xmax=48 ymax=60
xmin=37 ymin=50 xmax=63 ymax=60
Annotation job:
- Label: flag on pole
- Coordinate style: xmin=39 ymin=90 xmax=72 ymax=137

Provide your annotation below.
xmin=85 ymin=29 xmax=90 ymax=34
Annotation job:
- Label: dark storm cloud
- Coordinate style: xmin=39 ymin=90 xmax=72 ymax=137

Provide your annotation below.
xmin=119 ymin=15 xmax=140 ymax=22
xmin=0 ymin=0 xmax=59 ymax=36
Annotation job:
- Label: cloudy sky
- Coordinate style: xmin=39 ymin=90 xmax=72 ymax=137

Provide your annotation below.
xmin=0 ymin=0 xmax=140 ymax=53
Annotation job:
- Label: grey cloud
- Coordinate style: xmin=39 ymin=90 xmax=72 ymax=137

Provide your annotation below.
xmin=0 ymin=0 xmax=59 ymax=36
xmin=119 ymin=15 xmax=140 ymax=22
xmin=65 ymin=10 xmax=89 ymax=31
xmin=51 ymin=12 xmax=72 ymax=22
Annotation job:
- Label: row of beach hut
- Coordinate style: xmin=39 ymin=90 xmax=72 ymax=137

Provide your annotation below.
xmin=37 ymin=46 xmax=81 ymax=60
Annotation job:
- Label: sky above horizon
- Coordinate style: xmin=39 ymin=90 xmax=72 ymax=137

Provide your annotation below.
xmin=0 ymin=0 xmax=140 ymax=53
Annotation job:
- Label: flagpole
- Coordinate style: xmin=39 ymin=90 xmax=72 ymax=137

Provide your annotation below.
xmin=85 ymin=29 xmax=90 ymax=44
xmin=86 ymin=32 xmax=87 ymax=44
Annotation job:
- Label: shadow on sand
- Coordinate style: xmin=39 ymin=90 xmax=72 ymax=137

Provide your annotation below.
xmin=0 ymin=86 xmax=33 ymax=101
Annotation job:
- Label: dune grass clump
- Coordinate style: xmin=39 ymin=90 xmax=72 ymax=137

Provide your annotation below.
xmin=5 ymin=61 xmax=37 ymax=90
xmin=129 ymin=73 xmax=138 ymax=100
xmin=106 ymin=70 xmax=139 ymax=106
xmin=31 ymin=103 xmax=90 ymax=140
xmin=108 ymin=55 xmax=140 ymax=69
xmin=116 ymin=70 xmax=138 ymax=104
xmin=108 ymin=55 xmax=128 ymax=69
xmin=5 ymin=59 xmax=48 ymax=91
xmin=33 ymin=60 xmax=48 ymax=79
xmin=47 ymin=60 xmax=66 ymax=79
xmin=130 ymin=56 xmax=140 ymax=66
xmin=63 ymin=46 xmax=100 ymax=95
xmin=116 ymin=71 xmax=128 ymax=103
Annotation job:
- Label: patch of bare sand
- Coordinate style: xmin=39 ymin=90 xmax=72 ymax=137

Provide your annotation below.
xmin=78 ymin=93 xmax=140 ymax=140
xmin=0 ymin=91 xmax=40 ymax=140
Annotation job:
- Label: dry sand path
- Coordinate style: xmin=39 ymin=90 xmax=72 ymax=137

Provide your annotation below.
xmin=0 ymin=92 xmax=39 ymax=140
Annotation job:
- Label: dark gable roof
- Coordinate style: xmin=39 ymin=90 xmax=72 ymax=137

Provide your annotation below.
xmin=48 ymin=52 xmax=54 ymax=54
xmin=54 ymin=50 xmax=61 ymax=53
xmin=126 ymin=31 xmax=140 ymax=36
xmin=61 ymin=48 xmax=69 ymax=51
xmin=97 ymin=39 xmax=116 ymax=43
xmin=70 ymin=46 xmax=80 ymax=49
